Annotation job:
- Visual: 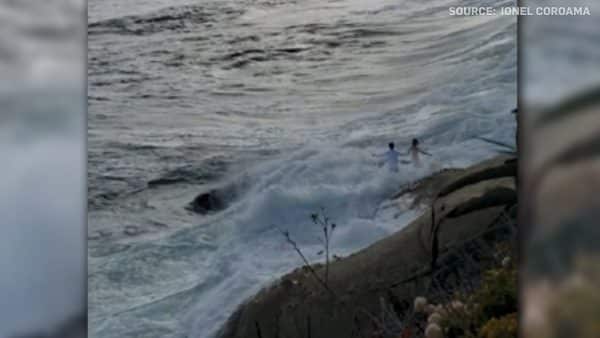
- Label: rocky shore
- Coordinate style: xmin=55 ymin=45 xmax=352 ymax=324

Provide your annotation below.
xmin=218 ymin=155 xmax=517 ymax=338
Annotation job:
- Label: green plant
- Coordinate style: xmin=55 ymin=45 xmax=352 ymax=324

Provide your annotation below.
xmin=473 ymin=267 xmax=517 ymax=320
xmin=440 ymin=262 xmax=517 ymax=338
xmin=479 ymin=313 xmax=517 ymax=338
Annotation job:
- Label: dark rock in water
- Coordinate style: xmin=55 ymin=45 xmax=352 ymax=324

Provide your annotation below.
xmin=188 ymin=189 xmax=227 ymax=214
xmin=188 ymin=177 xmax=249 ymax=214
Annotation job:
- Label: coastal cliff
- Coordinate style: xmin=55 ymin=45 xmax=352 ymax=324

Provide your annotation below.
xmin=218 ymin=155 xmax=517 ymax=338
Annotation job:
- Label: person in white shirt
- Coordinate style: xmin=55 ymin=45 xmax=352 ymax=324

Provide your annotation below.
xmin=382 ymin=142 xmax=400 ymax=172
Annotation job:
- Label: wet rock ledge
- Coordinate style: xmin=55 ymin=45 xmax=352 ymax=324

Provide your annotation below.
xmin=218 ymin=155 xmax=517 ymax=338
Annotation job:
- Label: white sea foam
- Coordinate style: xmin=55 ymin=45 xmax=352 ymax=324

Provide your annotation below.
xmin=89 ymin=115 xmax=515 ymax=337
xmin=87 ymin=0 xmax=516 ymax=336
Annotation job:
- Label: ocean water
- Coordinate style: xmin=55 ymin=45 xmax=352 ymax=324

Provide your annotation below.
xmin=0 ymin=0 xmax=86 ymax=336
xmin=522 ymin=0 xmax=600 ymax=108
xmin=87 ymin=0 xmax=517 ymax=337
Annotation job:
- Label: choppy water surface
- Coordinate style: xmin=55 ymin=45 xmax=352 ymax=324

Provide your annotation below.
xmin=88 ymin=0 xmax=516 ymax=337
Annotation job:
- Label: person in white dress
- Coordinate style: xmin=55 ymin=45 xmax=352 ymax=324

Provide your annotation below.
xmin=408 ymin=138 xmax=432 ymax=167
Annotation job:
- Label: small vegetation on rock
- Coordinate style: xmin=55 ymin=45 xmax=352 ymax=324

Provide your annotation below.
xmin=479 ymin=313 xmax=517 ymax=338
xmin=388 ymin=217 xmax=518 ymax=338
